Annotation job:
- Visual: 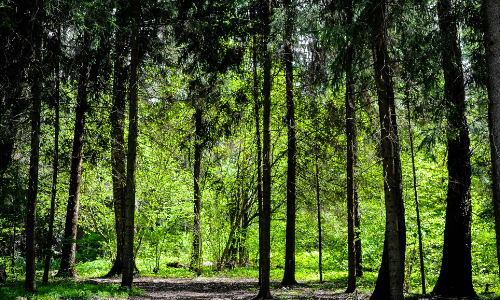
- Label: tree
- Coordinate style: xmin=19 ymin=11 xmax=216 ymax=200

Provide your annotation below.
xmin=281 ymin=0 xmax=297 ymax=287
xmin=431 ymin=0 xmax=475 ymax=297
xmin=345 ymin=0 xmax=358 ymax=292
xmin=43 ymin=26 xmax=60 ymax=282
xmin=368 ymin=0 xmax=405 ymax=299
xmin=58 ymin=24 xmax=91 ymax=278
xmin=191 ymin=107 xmax=203 ymax=275
xmin=483 ymin=0 xmax=500 ymax=280
xmin=106 ymin=0 xmax=129 ymax=277
xmin=256 ymin=0 xmax=273 ymax=298
xmin=121 ymin=0 xmax=141 ymax=289
xmin=25 ymin=0 xmax=44 ymax=292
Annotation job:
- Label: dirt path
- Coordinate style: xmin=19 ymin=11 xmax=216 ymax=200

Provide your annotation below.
xmin=88 ymin=276 xmax=371 ymax=299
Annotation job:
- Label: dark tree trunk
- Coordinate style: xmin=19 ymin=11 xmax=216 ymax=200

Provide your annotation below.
xmin=25 ymin=0 xmax=44 ymax=291
xmin=43 ymin=34 xmax=60 ymax=282
xmin=106 ymin=2 xmax=129 ymax=278
xmin=58 ymin=28 xmax=90 ymax=278
xmin=253 ymin=6 xmax=264 ymax=287
xmin=345 ymin=0 xmax=358 ymax=291
xmin=190 ymin=108 xmax=203 ymax=275
xmin=484 ymin=0 xmax=500 ymax=280
xmin=121 ymin=2 xmax=140 ymax=288
xmin=256 ymin=0 xmax=273 ymax=298
xmin=315 ymin=157 xmax=323 ymax=283
xmin=355 ymin=191 xmax=362 ymax=277
xmin=406 ymin=100 xmax=426 ymax=294
xmin=369 ymin=1 xmax=405 ymax=299
xmin=432 ymin=0 xmax=475 ymax=297
xmin=282 ymin=0 xmax=297 ymax=287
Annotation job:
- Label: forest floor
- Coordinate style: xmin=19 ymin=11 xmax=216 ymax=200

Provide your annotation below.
xmin=87 ymin=276 xmax=373 ymax=299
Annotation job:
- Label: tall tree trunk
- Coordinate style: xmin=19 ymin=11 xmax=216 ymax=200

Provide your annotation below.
xmin=106 ymin=2 xmax=129 ymax=277
xmin=484 ymin=0 xmax=500 ymax=280
xmin=43 ymin=30 xmax=60 ymax=282
xmin=368 ymin=1 xmax=405 ymax=299
xmin=432 ymin=0 xmax=475 ymax=297
xmin=25 ymin=0 xmax=44 ymax=291
xmin=315 ymin=156 xmax=323 ymax=282
xmin=121 ymin=1 xmax=140 ymax=288
xmin=58 ymin=27 xmax=90 ymax=278
xmin=405 ymin=99 xmax=426 ymax=294
xmin=256 ymin=0 xmax=272 ymax=297
xmin=190 ymin=108 xmax=203 ymax=275
xmin=355 ymin=189 xmax=362 ymax=277
xmin=282 ymin=0 xmax=297 ymax=287
xmin=253 ymin=5 xmax=264 ymax=287
xmin=345 ymin=0 xmax=358 ymax=292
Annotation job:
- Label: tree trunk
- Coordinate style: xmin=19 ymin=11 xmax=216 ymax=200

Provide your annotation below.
xmin=282 ymin=0 xmax=297 ymax=287
xmin=368 ymin=1 xmax=405 ymax=299
xmin=484 ymin=0 xmax=500 ymax=281
xmin=432 ymin=0 xmax=475 ymax=297
xmin=406 ymin=99 xmax=426 ymax=294
xmin=58 ymin=27 xmax=90 ymax=278
xmin=121 ymin=1 xmax=140 ymax=288
xmin=106 ymin=2 xmax=129 ymax=278
xmin=190 ymin=108 xmax=203 ymax=275
xmin=315 ymin=157 xmax=323 ymax=283
xmin=253 ymin=5 xmax=264 ymax=287
xmin=43 ymin=33 xmax=59 ymax=282
xmin=256 ymin=0 xmax=273 ymax=297
xmin=25 ymin=0 xmax=44 ymax=291
xmin=345 ymin=0 xmax=358 ymax=292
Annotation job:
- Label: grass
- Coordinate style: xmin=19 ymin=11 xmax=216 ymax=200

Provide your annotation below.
xmin=3 ymin=257 xmax=500 ymax=299
xmin=0 ymin=279 xmax=140 ymax=300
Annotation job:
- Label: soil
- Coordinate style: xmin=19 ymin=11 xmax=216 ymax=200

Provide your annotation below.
xmin=86 ymin=276 xmax=372 ymax=299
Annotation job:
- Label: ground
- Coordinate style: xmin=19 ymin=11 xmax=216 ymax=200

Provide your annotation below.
xmin=87 ymin=276 xmax=372 ymax=299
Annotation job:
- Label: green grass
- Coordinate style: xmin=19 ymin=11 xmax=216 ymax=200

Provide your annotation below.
xmin=0 ymin=279 xmax=140 ymax=300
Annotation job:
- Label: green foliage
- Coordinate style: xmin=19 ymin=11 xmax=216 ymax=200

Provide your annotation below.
xmin=0 ymin=279 xmax=135 ymax=300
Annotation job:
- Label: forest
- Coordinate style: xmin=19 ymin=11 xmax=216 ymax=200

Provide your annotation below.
xmin=1 ymin=0 xmax=500 ymax=299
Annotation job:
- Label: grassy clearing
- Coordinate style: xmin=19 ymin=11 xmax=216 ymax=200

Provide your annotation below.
xmin=0 ymin=279 xmax=139 ymax=300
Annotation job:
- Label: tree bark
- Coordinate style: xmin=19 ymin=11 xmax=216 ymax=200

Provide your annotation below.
xmin=432 ymin=0 xmax=475 ymax=297
xmin=252 ymin=4 xmax=264 ymax=287
xmin=190 ymin=108 xmax=203 ymax=275
xmin=106 ymin=2 xmax=129 ymax=278
xmin=483 ymin=0 xmax=500 ymax=281
xmin=345 ymin=0 xmax=358 ymax=292
xmin=406 ymin=99 xmax=426 ymax=294
xmin=121 ymin=1 xmax=140 ymax=288
xmin=315 ymin=157 xmax=323 ymax=283
xmin=58 ymin=27 xmax=90 ymax=278
xmin=282 ymin=0 xmax=297 ymax=287
xmin=368 ymin=1 xmax=405 ymax=299
xmin=256 ymin=0 xmax=273 ymax=297
xmin=25 ymin=0 xmax=44 ymax=291
xmin=43 ymin=31 xmax=59 ymax=282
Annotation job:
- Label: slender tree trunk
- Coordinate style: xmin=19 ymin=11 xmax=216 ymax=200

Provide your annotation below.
xmin=432 ymin=0 xmax=475 ymax=297
xmin=58 ymin=28 xmax=90 ymax=278
xmin=315 ymin=156 xmax=323 ymax=283
xmin=355 ymin=189 xmax=362 ymax=277
xmin=190 ymin=108 xmax=203 ymax=275
xmin=43 ymin=36 xmax=60 ymax=283
xmin=121 ymin=1 xmax=140 ymax=288
xmin=253 ymin=6 xmax=264 ymax=287
xmin=256 ymin=0 xmax=272 ymax=297
xmin=484 ymin=0 xmax=500 ymax=280
xmin=369 ymin=1 xmax=405 ymax=299
xmin=345 ymin=0 xmax=358 ymax=291
xmin=106 ymin=2 xmax=129 ymax=277
xmin=405 ymin=100 xmax=426 ymax=294
xmin=25 ymin=0 xmax=44 ymax=291
xmin=282 ymin=0 xmax=297 ymax=287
